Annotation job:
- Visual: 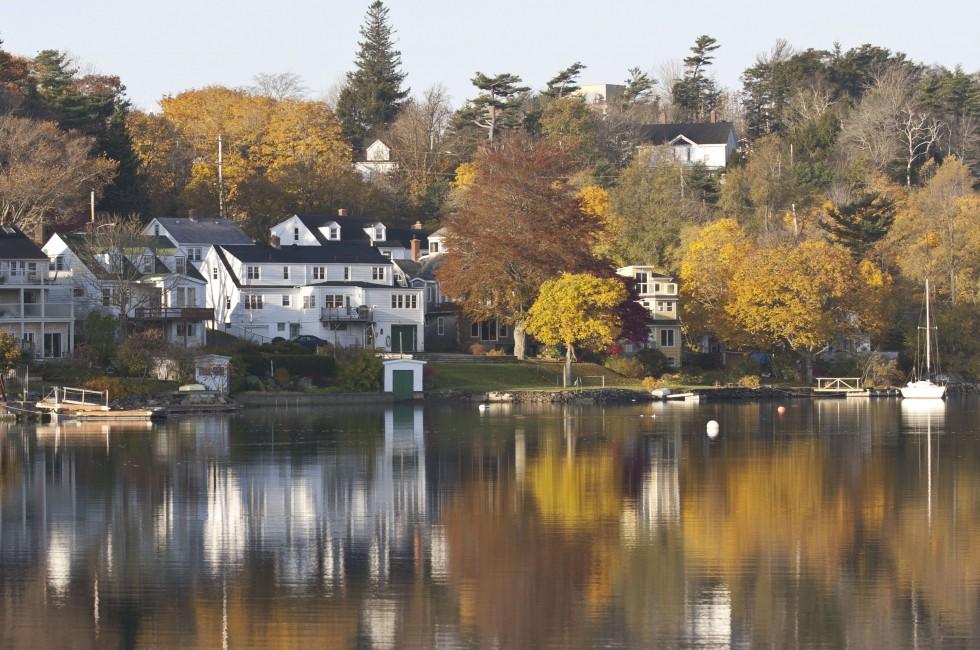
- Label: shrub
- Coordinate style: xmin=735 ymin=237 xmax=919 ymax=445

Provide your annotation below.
xmin=273 ymin=367 xmax=291 ymax=387
xmin=486 ymin=347 xmax=507 ymax=357
xmin=336 ymin=349 xmax=382 ymax=391
xmin=115 ymin=331 xmax=167 ymax=377
xmin=862 ymin=352 xmax=904 ymax=387
xmin=468 ymin=342 xmax=488 ymax=356
xmin=83 ymin=376 xmax=126 ymax=401
xmin=642 ymin=376 xmax=668 ymax=390
xmin=236 ymin=352 xmax=336 ymax=386
xmin=539 ymin=345 xmax=561 ymax=360
xmin=604 ymin=355 xmax=646 ymax=378
xmin=636 ymin=348 xmax=672 ymax=377
xmin=737 ymin=374 xmax=761 ymax=388
xmin=78 ymin=312 xmax=118 ymax=367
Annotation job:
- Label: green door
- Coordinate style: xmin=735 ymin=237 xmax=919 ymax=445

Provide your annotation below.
xmin=391 ymin=325 xmax=417 ymax=353
xmin=392 ymin=369 xmax=414 ymax=401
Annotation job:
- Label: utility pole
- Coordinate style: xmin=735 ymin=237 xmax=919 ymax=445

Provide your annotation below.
xmin=217 ymin=134 xmax=225 ymax=219
xmin=90 ymin=189 xmax=96 ymax=224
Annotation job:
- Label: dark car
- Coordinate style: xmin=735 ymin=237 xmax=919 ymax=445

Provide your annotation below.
xmin=290 ymin=335 xmax=329 ymax=351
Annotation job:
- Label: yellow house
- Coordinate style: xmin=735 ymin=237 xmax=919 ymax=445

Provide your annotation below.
xmin=616 ymin=265 xmax=682 ymax=367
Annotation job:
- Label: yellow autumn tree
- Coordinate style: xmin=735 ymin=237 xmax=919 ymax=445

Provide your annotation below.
xmin=525 ymin=273 xmax=626 ymax=387
xmin=678 ymin=218 xmax=753 ymax=346
xmin=727 ymin=240 xmax=885 ymax=382
xmin=577 ymin=185 xmax=620 ymax=262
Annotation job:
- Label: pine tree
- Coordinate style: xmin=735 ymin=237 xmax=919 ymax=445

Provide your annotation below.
xmin=672 ymin=35 xmax=721 ymax=121
xmin=542 ymin=62 xmax=586 ymax=98
xmin=335 ymin=1 xmax=409 ymax=143
xmin=819 ymin=192 xmax=895 ymax=259
xmin=462 ymin=73 xmax=529 ymax=144
xmin=622 ymin=67 xmax=655 ymax=109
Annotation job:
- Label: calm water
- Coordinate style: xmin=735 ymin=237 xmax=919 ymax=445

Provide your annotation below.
xmin=0 ymin=398 xmax=978 ymax=649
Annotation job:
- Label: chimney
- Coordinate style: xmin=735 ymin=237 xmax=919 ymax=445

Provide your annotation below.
xmin=270 ymin=233 xmax=280 ymax=248
xmin=412 ymin=220 xmax=423 ymax=231
xmin=709 ymin=109 xmax=717 ymax=124
xmin=33 ymin=222 xmax=46 ymax=245
xmin=187 ymin=208 xmax=197 ymax=222
xmin=410 ymin=237 xmax=421 ymax=261
xmin=337 ymin=208 xmax=348 ymax=217
xmin=659 ymin=111 xmax=668 ymax=124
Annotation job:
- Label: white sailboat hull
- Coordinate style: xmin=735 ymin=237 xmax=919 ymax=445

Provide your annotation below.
xmin=900 ymin=380 xmax=946 ymax=399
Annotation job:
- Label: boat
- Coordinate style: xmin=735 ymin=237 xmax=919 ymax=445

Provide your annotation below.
xmin=901 ymin=279 xmax=946 ymax=400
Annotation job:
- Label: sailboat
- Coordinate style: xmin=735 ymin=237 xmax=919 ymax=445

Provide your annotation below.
xmin=901 ymin=279 xmax=946 ymax=399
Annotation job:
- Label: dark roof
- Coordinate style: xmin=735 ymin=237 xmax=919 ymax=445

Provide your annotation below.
xmin=0 ymin=226 xmax=48 ymax=260
xmin=294 ymin=215 xmax=427 ymax=249
xmin=155 ymin=218 xmax=253 ymax=246
xmin=220 ymin=243 xmax=391 ymax=265
xmin=414 ymin=254 xmax=444 ymax=282
xmin=637 ymin=122 xmax=735 ymax=146
xmin=60 ymin=233 xmax=206 ymax=282
xmin=146 ymin=234 xmax=178 ymax=250
xmin=393 ymin=258 xmax=421 ymax=278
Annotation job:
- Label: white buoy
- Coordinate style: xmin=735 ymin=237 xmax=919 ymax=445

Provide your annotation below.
xmin=777 ymin=405 xmax=786 ymax=415
xmin=478 ymin=403 xmax=488 ymax=412
xmin=706 ymin=420 xmax=720 ymax=439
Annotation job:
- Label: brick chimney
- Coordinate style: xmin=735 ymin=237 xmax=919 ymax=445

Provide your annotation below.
xmin=410 ymin=237 xmax=421 ymax=261
xmin=659 ymin=111 xmax=668 ymax=124
xmin=709 ymin=109 xmax=717 ymax=124
xmin=337 ymin=208 xmax=348 ymax=217
xmin=270 ymin=233 xmax=281 ymax=248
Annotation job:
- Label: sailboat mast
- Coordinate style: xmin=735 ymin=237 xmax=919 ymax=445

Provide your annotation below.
xmin=925 ymin=278 xmax=931 ymax=377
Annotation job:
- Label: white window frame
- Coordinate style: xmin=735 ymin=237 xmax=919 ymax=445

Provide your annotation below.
xmin=246 ymin=265 xmax=260 ymax=280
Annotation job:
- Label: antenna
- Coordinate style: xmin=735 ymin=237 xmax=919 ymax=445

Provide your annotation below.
xmin=90 ymin=189 xmax=95 ymax=223
xmin=217 ymin=133 xmax=225 ymax=219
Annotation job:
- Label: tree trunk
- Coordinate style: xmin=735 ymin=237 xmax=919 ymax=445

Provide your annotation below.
xmin=801 ymin=350 xmax=814 ymax=385
xmin=564 ymin=344 xmax=573 ymax=388
xmin=513 ymin=321 xmax=527 ymax=360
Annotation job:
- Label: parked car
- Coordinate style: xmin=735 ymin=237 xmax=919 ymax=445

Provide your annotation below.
xmin=290 ymin=335 xmax=329 ymax=351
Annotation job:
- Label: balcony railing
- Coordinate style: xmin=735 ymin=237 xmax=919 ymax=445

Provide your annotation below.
xmin=0 ymin=302 xmax=73 ymax=319
xmin=133 ymin=307 xmax=214 ymax=321
xmin=321 ymin=306 xmax=374 ymax=322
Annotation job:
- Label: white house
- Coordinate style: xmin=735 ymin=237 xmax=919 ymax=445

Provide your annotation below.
xmin=0 ymin=226 xmax=75 ymax=360
xmin=353 ymin=139 xmax=398 ymax=177
xmin=142 ymin=216 xmax=253 ymax=268
xmin=616 ymin=265 xmax=682 ymax=366
xmin=637 ymin=118 xmax=737 ymax=169
xmin=203 ymin=241 xmax=425 ymax=352
xmin=269 ymin=211 xmax=427 ymax=261
xmin=43 ymin=231 xmax=211 ymax=347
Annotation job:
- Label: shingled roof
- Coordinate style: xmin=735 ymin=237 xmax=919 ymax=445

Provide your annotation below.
xmin=0 ymin=226 xmax=49 ymax=260
xmin=295 ymin=215 xmax=427 ymax=249
xmin=155 ymin=217 xmax=253 ymax=246
xmin=637 ymin=122 xmax=735 ymax=146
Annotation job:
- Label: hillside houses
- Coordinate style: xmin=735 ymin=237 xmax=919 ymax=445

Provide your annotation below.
xmin=637 ymin=116 xmax=737 ymax=169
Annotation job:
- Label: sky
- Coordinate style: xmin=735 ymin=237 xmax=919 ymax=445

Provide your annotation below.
xmin=3 ymin=0 xmax=978 ymax=111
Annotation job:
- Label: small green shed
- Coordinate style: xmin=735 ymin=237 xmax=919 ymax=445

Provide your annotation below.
xmin=383 ymin=359 xmax=426 ymax=401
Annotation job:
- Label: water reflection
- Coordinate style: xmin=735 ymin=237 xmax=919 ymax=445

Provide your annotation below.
xmin=0 ymin=400 xmax=978 ymax=648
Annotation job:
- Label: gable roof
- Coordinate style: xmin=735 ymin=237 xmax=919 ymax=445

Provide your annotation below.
xmin=399 ymin=253 xmax=444 ymax=282
xmin=0 ymin=226 xmax=49 ymax=260
xmin=293 ymin=215 xmax=427 ymax=249
xmin=154 ymin=218 xmax=253 ymax=246
xmin=638 ymin=122 xmax=735 ymax=146
xmin=221 ymin=242 xmax=391 ymax=265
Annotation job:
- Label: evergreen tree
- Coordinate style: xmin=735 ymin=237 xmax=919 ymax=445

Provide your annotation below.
xmin=672 ymin=35 xmax=721 ymax=121
xmin=461 ymin=72 xmax=529 ymax=144
xmin=819 ymin=192 xmax=895 ymax=259
xmin=335 ymin=1 xmax=409 ymax=142
xmin=542 ymin=62 xmax=586 ymax=98
xmin=622 ymin=67 xmax=655 ymax=109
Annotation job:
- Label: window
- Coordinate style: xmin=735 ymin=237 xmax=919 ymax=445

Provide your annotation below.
xmin=175 ymin=257 xmax=186 ymax=274
xmin=154 ymin=224 xmax=160 ymax=236
xmin=72 ymin=287 xmax=83 ymax=298
xmin=372 ymin=266 xmax=385 ymax=281
xmin=212 ymin=265 xmax=219 ymax=280
xmin=282 ymin=295 xmax=290 ymax=307
xmin=186 ymin=288 xmax=197 ymax=306
xmin=177 ymin=323 xmax=196 ymax=337
xmin=277 ymin=322 xmax=286 ymax=332
xmin=293 ymin=227 xmax=299 ymax=242
xmin=225 ymin=296 xmax=231 ymax=310
xmin=499 ymin=323 xmax=508 ymax=337
xmin=49 ymin=256 xmax=65 ymax=272
xmin=666 ymin=302 xmax=674 ymax=312
xmin=374 ymin=225 xmax=384 ymax=241
xmin=666 ymin=283 xmax=676 ymax=294
xmin=324 ymin=295 xmax=344 ymax=308
xmin=437 ymin=317 xmax=445 ymax=336
xmin=102 ymin=288 xmax=112 ymax=306
xmin=635 ymin=272 xmax=648 ymax=294
xmin=660 ymin=329 xmax=675 ymax=347
xmin=657 ymin=301 xmax=666 ymax=311
xmin=654 ymin=283 xmax=661 ymax=293
xmin=343 ymin=266 xmax=350 ymax=281
xmin=303 ymin=295 xmax=316 ymax=309
xmin=382 ymin=251 xmax=391 ymax=259
xmin=329 ymin=227 xmax=339 ymax=240
xmin=312 ymin=267 xmax=325 ymax=280
xmin=471 ymin=322 xmax=479 ymax=337
xmin=245 ymin=294 xmax=263 ymax=309
xmin=282 ymin=266 xmax=289 ymax=280
xmin=390 ymin=294 xmax=417 ymax=309
xmin=142 ymin=255 xmax=154 ymax=273
xmin=188 ymin=248 xmax=202 ymax=262
xmin=429 ymin=241 xmax=440 ymax=254
xmin=426 ymin=285 xmax=435 ymax=303
xmin=246 ymin=265 xmax=260 ymax=280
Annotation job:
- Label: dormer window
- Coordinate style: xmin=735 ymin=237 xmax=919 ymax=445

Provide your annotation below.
xmin=329 ymin=226 xmax=340 ymax=240
xmin=175 ymin=257 xmax=186 ymax=274
xmin=154 ymin=224 xmax=160 ymax=236
xmin=142 ymin=255 xmax=154 ymax=273
xmin=429 ymin=241 xmax=440 ymax=254
xmin=374 ymin=224 xmax=384 ymax=241
xmin=293 ymin=227 xmax=299 ymax=242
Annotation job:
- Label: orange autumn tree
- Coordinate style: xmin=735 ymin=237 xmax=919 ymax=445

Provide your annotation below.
xmin=438 ymin=135 xmax=602 ymax=359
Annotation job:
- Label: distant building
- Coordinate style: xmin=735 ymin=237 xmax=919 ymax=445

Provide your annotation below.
xmin=270 ymin=211 xmax=426 ymax=261
xmin=616 ymin=266 xmax=682 ymax=366
xmin=143 ymin=217 xmax=253 ymax=269
xmin=0 ymin=226 xmax=74 ymax=360
xmin=574 ymin=84 xmax=626 ymax=114
xmin=354 ymin=138 xmax=398 ymax=177
xmin=637 ymin=115 xmax=737 ymax=169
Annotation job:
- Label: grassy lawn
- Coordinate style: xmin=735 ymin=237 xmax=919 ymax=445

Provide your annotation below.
xmin=427 ymin=360 xmax=645 ymax=392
